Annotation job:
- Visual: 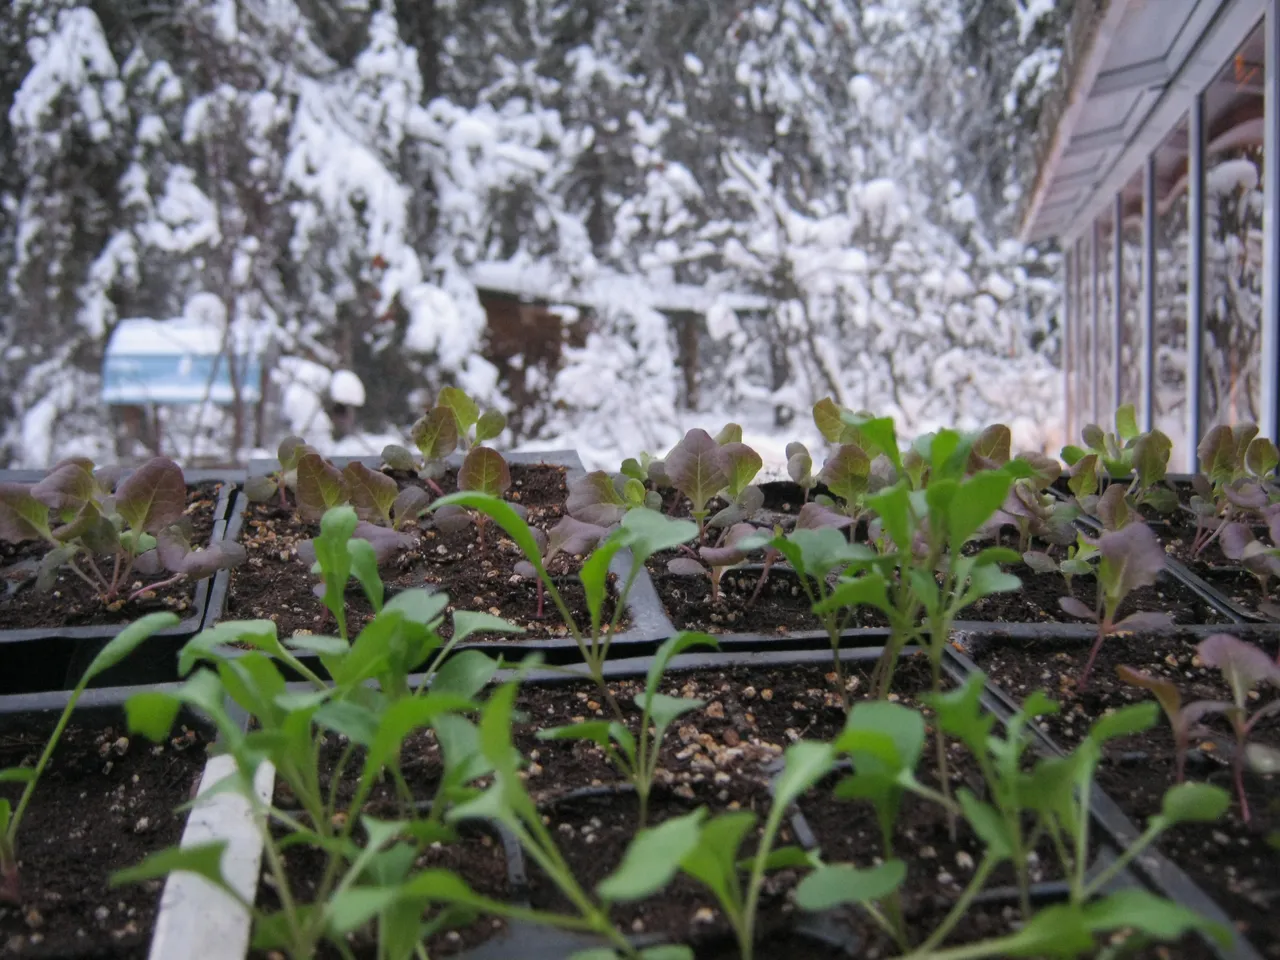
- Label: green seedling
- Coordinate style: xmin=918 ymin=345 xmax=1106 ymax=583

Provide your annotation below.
xmin=0 ymin=612 xmax=179 ymax=902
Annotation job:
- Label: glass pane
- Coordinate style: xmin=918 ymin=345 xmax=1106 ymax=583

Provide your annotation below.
xmin=1202 ymin=22 xmax=1265 ymax=430
xmin=1095 ymin=211 xmax=1114 ymax=427
xmin=1155 ymin=116 xmax=1190 ymax=463
xmin=1079 ymin=235 xmax=1093 ymax=426
xmin=1119 ymin=174 xmax=1143 ymax=411
xmin=1066 ymin=247 xmax=1076 ymax=442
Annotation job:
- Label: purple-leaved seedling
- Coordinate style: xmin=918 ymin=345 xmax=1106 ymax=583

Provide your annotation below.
xmin=1058 ymin=523 xmax=1172 ymax=689
xmin=1194 ymin=634 xmax=1280 ymax=823
xmin=1115 ymin=666 xmax=1225 ymax=785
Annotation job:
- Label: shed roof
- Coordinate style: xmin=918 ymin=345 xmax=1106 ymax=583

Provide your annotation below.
xmin=102 ymin=317 xmax=269 ymax=406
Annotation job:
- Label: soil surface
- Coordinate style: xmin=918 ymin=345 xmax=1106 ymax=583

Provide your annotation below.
xmin=0 ymin=482 xmax=223 ymax=629
xmin=225 ymin=464 xmax=622 ymax=642
xmin=0 ymin=718 xmax=213 ymax=958
xmin=962 ymin=563 xmax=1229 ymax=626
xmin=650 ymin=563 xmax=888 ymax=634
xmin=968 ymin=632 xmax=1280 ymax=957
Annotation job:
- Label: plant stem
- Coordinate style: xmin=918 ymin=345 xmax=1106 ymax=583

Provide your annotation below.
xmin=127 ymin=573 xmax=187 ymax=603
xmin=1233 ymin=735 xmax=1251 ymax=823
xmin=1077 ymin=624 xmax=1107 ymax=691
xmin=1082 ymin=821 xmax=1161 ymax=899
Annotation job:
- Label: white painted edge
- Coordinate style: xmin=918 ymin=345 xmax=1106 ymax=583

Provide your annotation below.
xmin=148 ymin=756 xmax=276 ymax=960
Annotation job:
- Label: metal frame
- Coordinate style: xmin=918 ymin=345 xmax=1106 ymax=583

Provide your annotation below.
xmin=1113 ymin=192 xmax=1124 ymax=414
xmin=1078 ymin=235 xmax=1090 ymax=430
xmin=1187 ymin=92 xmax=1207 ymax=472
xmin=1091 ymin=218 xmax=1101 ymax=425
xmin=1064 ymin=246 xmax=1075 ymax=443
xmin=1263 ymin=0 xmax=1280 ymax=443
xmin=1142 ymin=155 xmax=1157 ymax=431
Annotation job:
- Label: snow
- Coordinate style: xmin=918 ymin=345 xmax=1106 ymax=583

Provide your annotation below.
xmin=1207 ymin=158 xmax=1259 ymax=196
xmin=403 ymin=285 xmax=462 ymax=354
xmin=683 ymin=54 xmax=704 ymax=76
xmin=329 ymin=370 xmax=366 ymax=407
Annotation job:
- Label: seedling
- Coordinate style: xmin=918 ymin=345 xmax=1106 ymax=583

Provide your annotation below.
xmin=1220 ymin=520 xmax=1280 ymax=600
xmin=1116 ymin=666 xmax=1224 ymax=785
xmin=406 ymin=386 xmax=507 ymax=489
xmin=566 ymin=470 xmax=657 ymax=526
xmin=1058 ymin=523 xmax=1172 ymax=689
xmin=0 ymin=456 xmax=243 ymax=603
xmin=115 ymin=509 xmax=517 ymax=959
xmin=786 ymin=441 xmax=816 ymax=501
xmin=243 ymin=435 xmax=308 ymax=506
xmin=431 ymin=495 xmax=697 ymax=721
xmin=1194 ymin=634 xmax=1280 ymax=823
xmin=538 ymin=631 xmax=718 ymax=826
xmin=665 ymin=521 xmax=760 ymax=602
xmin=1 ymin=612 xmax=179 ymax=901
xmin=1023 ymin=531 xmax=1098 ymax=598
xmin=662 ymin=428 xmax=764 ymax=540
xmin=1189 ymin=423 xmax=1280 ymax=556
xmin=515 ymin=515 xmax=609 ymax=617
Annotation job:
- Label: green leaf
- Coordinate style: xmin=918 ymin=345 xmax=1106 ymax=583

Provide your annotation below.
xmin=774 ymin=741 xmax=835 ymax=810
xmin=949 ymin=471 xmax=1013 ymax=548
xmin=598 ymin=809 xmax=707 ymax=901
xmin=0 ymin=768 xmax=36 ymax=784
xmin=923 ymin=673 xmax=994 ymax=754
xmin=365 ymin=693 xmax=478 ymax=781
xmin=286 ymin=634 xmax=349 ymax=656
xmin=719 ymin=442 xmax=763 ymax=497
xmin=83 ymin=612 xmax=179 ymax=683
xmin=740 ymin=846 xmax=817 ymax=871
xmin=315 ymin=700 xmax=380 ymax=746
xmin=432 ymin=650 xmax=500 ymax=699
xmin=679 ymin=811 xmax=755 ymax=909
xmin=1158 ymin=782 xmax=1230 ymax=825
xmin=438 ymin=387 xmax=480 ymax=434
xmin=474 ymin=409 xmax=507 ymax=443
xmin=326 ymin=887 xmax=401 ymax=937
xmin=1133 ymin=431 xmax=1172 ymax=487
xmin=410 ymin=407 xmax=460 ymax=461
xmin=347 ymin=537 xmax=384 ymax=612
xmin=958 ymin=789 xmax=1012 ymax=859
xmin=1088 ymin=702 xmax=1157 ymax=744
xmin=1246 ymin=436 xmax=1279 ymax=477
xmin=813 ymin=397 xmax=851 ymax=444
xmin=1068 ymin=454 xmax=1099 ymax=499
xmin=644 ymin=692 xmax=704 ymax=731
xmin=785 ymin=528 xmax=875 ymax=581
xmin=836 ymin=701 xmax=924 ymax=771
xmin=459 ymin=447 xmax=511 ymax=497
xmin=1115 ymin=404 xmax=1139 ymax=442
xmin=111 ymin=841 xmax=234 ymax=896
xmin=115 ymin=457 xmax=187 ymax=534
xmin=125 ymin=691 xmax=182 ymax=742
xmin=618 ymin=507 xmax=698 ymax=564
xmin=957 ymin=564 xmax=1021 ymax=611
xmin=845 ymin=414 xmax=901 ymax=473
xmin=994 ymin=903 xmax=1094 ymax=956
xmin=579 ymin=537 xmax=623 ymax=630
xmin=813 ymin=572 xmax=890 ymax=616
xmin=865 ymin=482 xmax=912 ymax=554
xmin=795 ymin=860 xmax=905 ymax=911
xmin=1084 ymin=889 xmax=1230 ymax=947
xmin=639 ymin=948 xmax=694 ymax=960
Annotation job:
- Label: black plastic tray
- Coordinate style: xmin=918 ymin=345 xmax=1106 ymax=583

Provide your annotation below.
xmin=0 ymin=471 xmax=237 ymax=696
xmin=208 ymin=451 xmax=675 ymax=672
xmin=416 ymin=647 xmax=1186 ymax=958
xmin=942 ymin=639 xmax=1264 ymax=960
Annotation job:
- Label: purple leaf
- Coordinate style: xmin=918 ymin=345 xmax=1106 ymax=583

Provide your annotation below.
xmin=787 ymin=444 xmax=813 ymax=486
xmin=547 ymin=516 xmax=607 ymax=561
xmin=353 ymin=522 xmax=415 ymax=566
xmin=1116 ymin=665 xmax=1182 ymax=719
xmin=513 ymin=560 xmax=537 ymax=579
xmin=133 ymin=550 xmax=164 ymax=577
xmin=1022 ymin=551 xmax=1057 ymax=575
xmin=1220 ymin=522 xmax=1255 ymax=561
xmin=1112 ymin=611 xmax=1173 ymax=633
xmin=968 ymin=424 xmax=1011 ymax=471
xmin=179 ymin=541 xmax=247 ymax=579
xmin=1058 ymin=596 xmax=1096 ymax=621
xmin=566 ymin=471 xmax=627 ymax=526
xmin=665 ymin=429 xmax=730 ymax=514
xmin=156 ymin=527 xmax=192 ymax=572
xmin=1197 ymin=634 xmax=1280 ymax=702
xmin=116 ymin=457 xmax=187 ymax=534
xmin=818 ymin=443 xmax=871 ymax=507
xmin=1015 ymin=451 xmax=1062 ymax=489
xmin=700 ymin=522 xmax=758 ymax=568
xmin=343 ymin=462 xmax=399 ymax=524
xmin=297 ymin=540 xmax=317 ymax=565
xmin=667 ymin=557 xmax=706 ymax=577
xmin=277 ymin=436 xmax=308 ymax=471
xmin=1198 ymin=425 xmax=1236 ymax=485
xmin=93 ymin=465 xmax=124 ymax=494
xmin=795 ymin=502 xmax=853 ymax=531
xmin=295 ymin=453 xmax=348 ymax=522
xmin=433 ymin=505 xmax=473 ymax=535
xmin=1224 ymin=480 xmax=1268 ymax=510
xmin=1095 ymin=484 xmax=1130 ymax=531
xmin=392 ymin=486 xmax=430 ymax=528
xmin=31 ymin=459 xmax=96 ymax=513
xmin=1097 ymin=523 xmax=1165 ymax=599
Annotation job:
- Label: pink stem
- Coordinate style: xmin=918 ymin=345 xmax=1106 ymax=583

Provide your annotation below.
xmin=1234 ymin=738 xmax=1251 ymax=824
xmin=1077 ymin=627 xmax=1107 ymax=691
xmin=426 ymin=477 xmax=445 ymax=498
xmin=128 ymin=574 xmax=187 ymax=604
xmin=535 ymin=578 xmax=545 ymax=619
xmin=747 ymin=550 xmax=777 ymax=608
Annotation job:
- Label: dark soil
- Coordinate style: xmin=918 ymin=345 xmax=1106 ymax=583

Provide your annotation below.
xmin=650 ymin=563 xmax=888 ymax=634
xmin=225 ymin=464 xmax=622 ymax=641
xmin=968 ymin=632 xmax=1280 ymax=956
xmin=0 ymin=483 xmax=223 ymax=629
xmin=0 ymin=718 xmax=213 ymax=958
xmin=963 ymin=563 xmax=1229 ymax=626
